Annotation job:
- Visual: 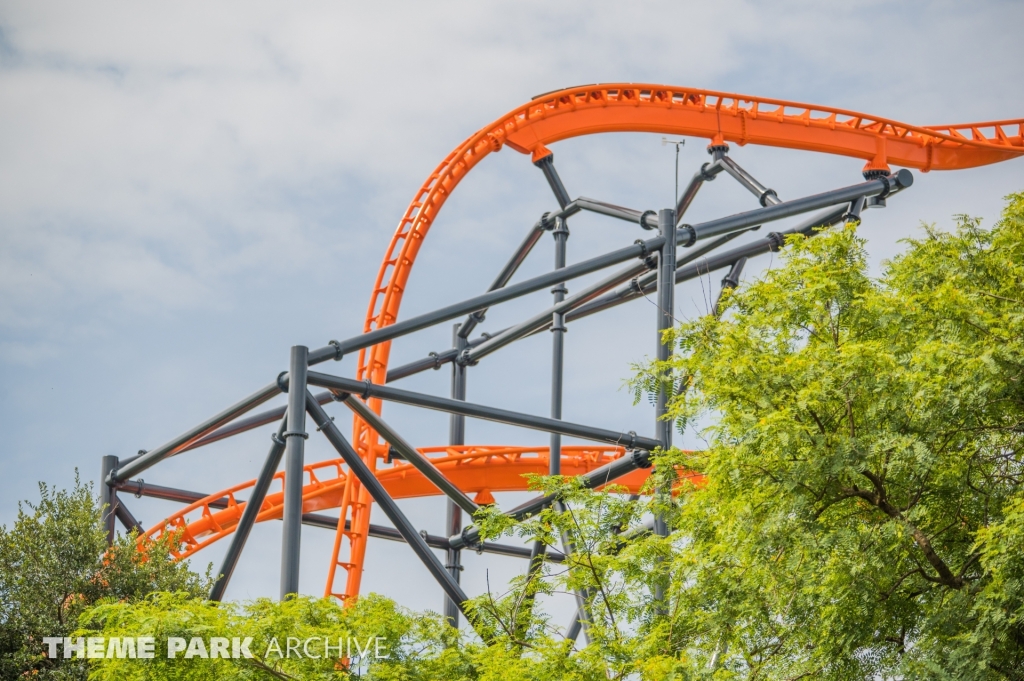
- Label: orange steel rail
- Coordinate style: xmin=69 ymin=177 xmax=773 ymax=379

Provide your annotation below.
xmin=144 ymin=84 xmax=1023 ymax=603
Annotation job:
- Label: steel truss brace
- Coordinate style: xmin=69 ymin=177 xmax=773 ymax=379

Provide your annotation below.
xmin=304 ymin=372 xmax=661 ymax=452
xmin=304 ymin=391 xmax=478 ymax=625
xmin=210 ymin=417 xmax=288 ymax=601
xmin=387 ymin=229 xmax=745 ymax=382
xmin=114 ymin=498 xmax=143 ymax=534
xmin=567 ymin=203 xmax=856 ymax=323
xmin=306 ymin=170 xmax=910 ymax=368
xmin=110 ymin=381 xmax=283 ymax=483
xmin=337 ymin=393 xmax=480 ymax=516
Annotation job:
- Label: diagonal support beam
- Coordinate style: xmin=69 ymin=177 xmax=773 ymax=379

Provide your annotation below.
xmin=114 ymin=497 xmax=143 ymax=535
xmin=337 ymin=394 xmax=480 ymax=516
xmin=684 ymin=170 xmax=911 ymax=243
xmin=462 ymin=256 xmax=652 ymax=365
xmin=305 ymin=391 xmax=477 ymax=624
xmin=308 ymin=235 xmax=666 ymax=364
xmin=210 ymin=417 xmax=288 ymax=602
xmin=567 ymin=205 xmax=853 ymax=323
xmin=458 ymin=222 xmax=547 ymax=339
xmin=111 ymin=381 xmax=283 ymax=482
xmin=306 ymin=372 xmax=661 ymax=451
xmin=308 ymin=174 xmax=910 ymax=369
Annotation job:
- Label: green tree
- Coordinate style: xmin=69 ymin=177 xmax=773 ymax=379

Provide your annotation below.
xmin=0 ymin=475 xmax=209 ymax=680
xmin=77 ymin=592 xmax=476 ymax=680
xmin=472 ymin=192 xmax=1024 ymax=679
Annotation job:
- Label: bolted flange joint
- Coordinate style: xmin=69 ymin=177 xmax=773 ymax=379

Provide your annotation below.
xmin=678 ymin=224 xmax=697 ymax=247
xmin=631 ymin=449 xmax=652 ymax=469
xmin=639 ymin=210 xmax=659 ymax=231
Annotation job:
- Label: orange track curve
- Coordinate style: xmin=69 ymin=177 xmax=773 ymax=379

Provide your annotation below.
xmin=147 ymin=84 xmax=1023 ymax=602
xmin=335 ymin=84 xmax=1024 ymax=601
xmin=144 ymin=446 xmax=658 ymax=560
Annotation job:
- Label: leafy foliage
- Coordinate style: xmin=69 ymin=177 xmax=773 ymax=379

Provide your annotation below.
xmin=473 ymin=193 xmax=1024 ymax=679
xmin=78 ymin=592 xmax=472 ymax=680
xmin=0 ymin=475 xmax=209 ymax=680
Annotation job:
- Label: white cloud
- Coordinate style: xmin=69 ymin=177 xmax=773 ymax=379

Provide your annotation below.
xmin=0 ymin=0 xmax=1022 ymax=616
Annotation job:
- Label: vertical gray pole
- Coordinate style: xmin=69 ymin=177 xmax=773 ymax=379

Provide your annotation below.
xmin=100 ymin=455 xmax=118 ymax=545
xmin=524 ymin=217 xmax=571 ymax=630
xmin=211 ymin=416 xmax=288 ymax=602
xmin=654 ymin=208 xmax=676 ymax=609
xmin=444 ymin=325 xmax=468 ymax=627
xmin=280 ymin=345 xmax=308 ymax=600
xmin=549 ymin=217 xmax=569 ymax=477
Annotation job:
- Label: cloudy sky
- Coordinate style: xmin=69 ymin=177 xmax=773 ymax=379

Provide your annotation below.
xmin=2 ymin=1 xmax=1023 ymax=627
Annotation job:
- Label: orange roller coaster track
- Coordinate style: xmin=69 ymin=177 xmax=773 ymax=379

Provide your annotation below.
xmin=103 ymin=84 xmax=1022 ymax=628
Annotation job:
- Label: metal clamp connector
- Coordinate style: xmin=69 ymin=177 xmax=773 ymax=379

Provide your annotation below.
xmin=766 ymin=231 xmax=786 ymax=252
xmin=700 ymin=162 xmax=719 ymax=182
xmin=361 ymin=379 xmax=373 ymax=400
xmin=639 ymin=210 xmax=658 ymax=231
xmin=629 ymin=277 xmax=643 ymax=294
xmin=759 ymin=189 xmax=778 ymax=207
xmin=551 ymin=312 xmax=566 ymax=333
xmin=678 ymin=224 xmax=697 ymax=247
xmin=428 ymin=351 xmax=442 ymax=370
xmin=272 ymin=433 xmax=286 ymax=445
xmin=634 ymin=239 xmax=649 ymax=259
xmin=315 ymin=416 xmax=335 ymax=432
xmin=539 ymin=211 xmax=555 ymax=231
xmin=134 ymin=479 xmax=145 ymax=499
xmin=328 ymin=340 xmax=344 ymax=361
xmin=550 ymin=284 xmax=568 ymax=296
xmin=282 ymin=431 xmax=309 ymax=440
xmin=457 ymin=349 xmax=478 ymax=367
xmin=631 ymin=449 xmax=652 ymax=469
xmin=277 ymin=371 xmax=289 ymax=393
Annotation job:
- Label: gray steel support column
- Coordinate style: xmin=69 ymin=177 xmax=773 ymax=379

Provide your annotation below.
xmin=280 ymin=346 xmax=308 ymax=600
xmin=549 ymin=217 xmax=568 ymax=476
xmin=654 ymin=208 xmax=676 ymax=611
xmin=211 ymin=417 xmax=288 ymax=602
xmin=100 ymin=455 xmax=118 ymax=544
xmin=524 ymin=216 xmax=571 ymax=621
xmin=445 ymin=326 xmax=468 ymax=627
xmin=654 ymin=209 xmax=677 ymax=524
